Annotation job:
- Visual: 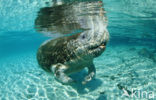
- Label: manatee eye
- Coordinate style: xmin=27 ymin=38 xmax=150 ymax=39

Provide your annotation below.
xmin=82 ymin=35 xmax=86 ymax=39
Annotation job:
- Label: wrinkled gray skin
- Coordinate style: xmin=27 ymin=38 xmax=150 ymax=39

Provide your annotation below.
xmin=37 ymin=1 xmax=109 ymax=84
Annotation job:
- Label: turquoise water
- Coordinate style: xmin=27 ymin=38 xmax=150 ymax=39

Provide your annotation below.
xmin=0 ymin=0 xmax=156 ymax=100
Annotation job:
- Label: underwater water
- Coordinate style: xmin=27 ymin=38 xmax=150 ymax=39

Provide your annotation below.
xmin=0 ymin=0 xmax=156 ymax=100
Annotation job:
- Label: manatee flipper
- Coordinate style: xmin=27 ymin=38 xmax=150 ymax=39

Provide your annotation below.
xmin=82 ymin=63 xmax=96 ymax=84
xmin=51 ymin=63 xmax=74 ymax=84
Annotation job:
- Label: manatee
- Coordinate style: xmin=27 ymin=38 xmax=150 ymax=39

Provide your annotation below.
xmin=36 ymin=0 xmax=109 ymax=84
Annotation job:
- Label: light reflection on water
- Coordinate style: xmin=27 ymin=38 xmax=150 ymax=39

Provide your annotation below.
xmin=35 ymin=0 xmax=107 ymax=37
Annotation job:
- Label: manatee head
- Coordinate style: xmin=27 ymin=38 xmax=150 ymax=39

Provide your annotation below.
xmin=67 ymin=27 xmax=109 ymax=59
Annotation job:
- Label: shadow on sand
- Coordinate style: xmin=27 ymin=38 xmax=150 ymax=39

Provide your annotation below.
xmin=68 ymin=69 xmax=103 ymax=94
